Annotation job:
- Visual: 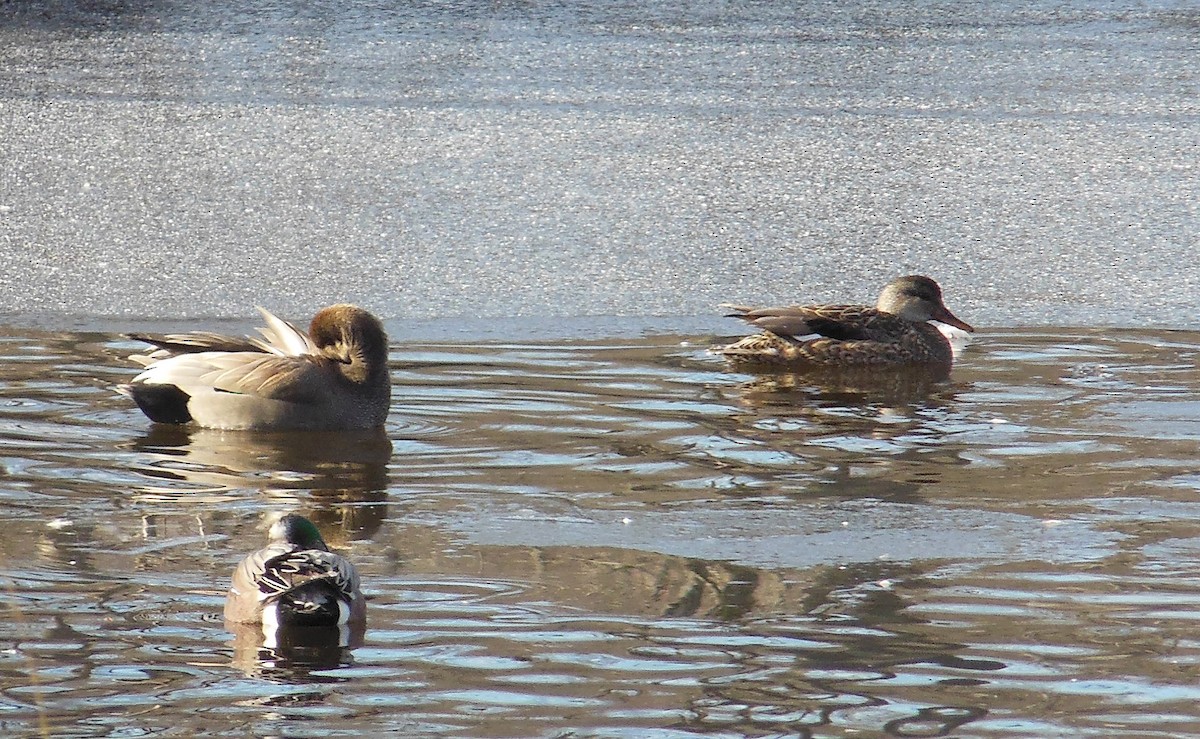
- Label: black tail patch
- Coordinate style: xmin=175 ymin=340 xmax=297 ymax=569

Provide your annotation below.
xmin=127 ymin=383 xmax=193 ymax=424
xmin=279 ymin=582 xmax=342 ymax=627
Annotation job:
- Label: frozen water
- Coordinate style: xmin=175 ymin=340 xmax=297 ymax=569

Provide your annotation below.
xmin=1 ymin=2 xmax=1197 ymax=331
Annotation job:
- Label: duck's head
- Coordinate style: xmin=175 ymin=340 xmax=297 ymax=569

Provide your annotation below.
xmin=876 ymin=275 xmax=974 ymax=332
xmin=309 ymin=304 xmax=390 ymax=382
xmin=268 ymin=513 xmax=330 ymax=551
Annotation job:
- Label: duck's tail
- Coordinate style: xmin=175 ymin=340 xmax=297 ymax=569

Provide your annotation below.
xmin=118 ymin=383 xmax=193 ymax=424
xmin=275 ymin=580 xmax=349 ymax=627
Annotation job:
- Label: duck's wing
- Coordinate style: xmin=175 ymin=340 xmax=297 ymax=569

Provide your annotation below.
xmin=254 ymin=307 xmax=320 ymax=357
xmin=259 ymin=549 xmax=360 ymax=602
xmin=125 ymin=331 xmax=268 ymax=366
xmin=228 ymin=541 xmax=292 ymax=613
xmin=725 ymin=303 xmax=907 ymax=342
xmin=126 ymin=308 xmax=318 ymax=367
xmin=227 ymin=543 xmax=360 ymax=616
xmin=131 ymin=352 xmax=337 ymax=404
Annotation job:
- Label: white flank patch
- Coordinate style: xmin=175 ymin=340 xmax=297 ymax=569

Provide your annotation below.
xmin=262 ymin=602 xmax=282 ymax=631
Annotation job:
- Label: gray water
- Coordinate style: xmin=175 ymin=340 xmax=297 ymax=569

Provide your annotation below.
xmin=4 ymin=1 xmax=1200 ymax=736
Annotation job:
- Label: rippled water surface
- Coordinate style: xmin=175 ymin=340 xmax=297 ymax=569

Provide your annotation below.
xmin=3 ymin=325 xmax=1200 ymax=736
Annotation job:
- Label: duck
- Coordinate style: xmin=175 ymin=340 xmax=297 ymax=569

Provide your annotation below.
xmin=717 ymin=275 xmax=974 ymax=368
xmin=224 ymin=513 xmax=366 ymax=628
xmin=118 ymin=304 xmax=390 ymax=431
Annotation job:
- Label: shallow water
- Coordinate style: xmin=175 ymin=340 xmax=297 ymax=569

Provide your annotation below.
xmin=3 ymin=325 xmax=1200 ymax=736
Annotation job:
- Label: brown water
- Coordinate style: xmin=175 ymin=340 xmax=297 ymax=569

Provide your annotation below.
xmin=3 ymin=325 xmax=1200 ymax=736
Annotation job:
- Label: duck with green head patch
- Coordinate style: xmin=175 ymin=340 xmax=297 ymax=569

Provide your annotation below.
xmin=224 ymin=514 xmax=366 ymax=628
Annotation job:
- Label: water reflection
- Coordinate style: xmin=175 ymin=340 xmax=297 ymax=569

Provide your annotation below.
xmin=3 ymin=326 xmax=1200 ymax=735
xmin=228 ymin=620 xmax=364 ymax=679
xmin=703 ymin=366 xmax=972 ymax=505
xmin=602 ymin=559 xmax=1006 ymax=736
xmin=729 ymin=366 xmax=955 ymax=409
xmin=125 ymin=427 xmax=392 ymax=540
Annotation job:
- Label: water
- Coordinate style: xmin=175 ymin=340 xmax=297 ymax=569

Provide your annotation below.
xmin=1 ymin=325 xmax=1199 ymax=736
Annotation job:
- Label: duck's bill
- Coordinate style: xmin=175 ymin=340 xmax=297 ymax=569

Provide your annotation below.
xmin=933 ymin=307 xmax=975 ymax=333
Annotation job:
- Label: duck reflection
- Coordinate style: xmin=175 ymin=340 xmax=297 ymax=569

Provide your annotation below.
xmin=228 ymin=619 xmax=364 ymax=679
xmin=126 ymin=426 xmax=392 ymax=539
xmin=401 ymin=523 xmax=914 ymax=622
xmin=667 ymin=559 xmax=999 ymax=736
xmin=731 ymin=366 xmax=955 ymax=408
xmin=711 ymin=367 xmax=969 ymax=503
xmin=395 ymin=524 xmax=1000 ymax=734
